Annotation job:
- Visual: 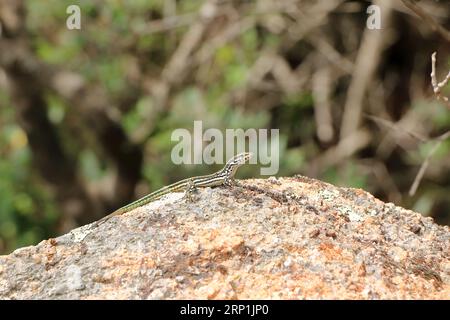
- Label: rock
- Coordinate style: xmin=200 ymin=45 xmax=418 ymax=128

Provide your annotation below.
xmin=0 ymin=177 xmax=448 ymax=299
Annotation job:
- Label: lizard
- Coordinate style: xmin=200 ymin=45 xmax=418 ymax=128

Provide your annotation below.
xmin=91 ymin=152 xmax=252 ymax=228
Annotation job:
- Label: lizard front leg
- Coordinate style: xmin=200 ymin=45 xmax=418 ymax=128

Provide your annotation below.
xmin=224 ymin=176 xmax=238 ymax=187
xmin=182 ymin=178 xmax=197 ymax=202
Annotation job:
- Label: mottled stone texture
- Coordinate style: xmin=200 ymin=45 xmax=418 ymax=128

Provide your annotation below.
xmin=0 ymin=177 xmax=448 ymax=299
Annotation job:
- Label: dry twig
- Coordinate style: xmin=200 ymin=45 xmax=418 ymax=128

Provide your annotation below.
xmin=409 ymin=131 xmax=450 ymax=196
xmin=408 ymin=52 xmax=450 ymax=196
xmin=430 ymin=52 xmax=450 ymax=108
xmin=340 ymin=0 xmax=393 ymax=139
xmin=400 ymin=0 xmax=450 ymax=43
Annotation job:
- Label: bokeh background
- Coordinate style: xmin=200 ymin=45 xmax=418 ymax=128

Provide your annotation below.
xmin=0 ymin=0 xmax=449 ymax=254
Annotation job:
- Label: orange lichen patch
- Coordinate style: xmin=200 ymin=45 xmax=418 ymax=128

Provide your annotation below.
xmin=351 ymin=188 xmax=369 ymax=198
xmin=283 ymin=243 xmax=307 ymax=255
xmin=43 ymin=244 xmax=57 ymax=268
xmin=105 ymin=251 xmax=160 ymax=272
xmin=180 ymin=227 xmax=246 ymax=259
xmin=316 ymin=242 xmax=354 ymax=265
xmin=34 ymin=241 xmax=86 ymax=271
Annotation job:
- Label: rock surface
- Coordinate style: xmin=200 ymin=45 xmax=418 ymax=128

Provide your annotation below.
xmin=0 ymin=176 xmax=449 ymax=299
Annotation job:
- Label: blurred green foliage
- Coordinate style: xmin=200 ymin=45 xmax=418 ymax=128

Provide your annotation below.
xmin=0 ymin=94 xmax=58 ymax=253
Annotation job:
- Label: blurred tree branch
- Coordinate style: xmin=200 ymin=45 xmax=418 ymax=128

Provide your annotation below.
xmin=409 ymin=52 xmax=450 ymax=196
xmin=400 ymin=0 xmax=450 ymax=43
xmin=430 ymin=52 xmax=450 ymax=108
xmin=340 ymin=0 xmax=393 ymax=139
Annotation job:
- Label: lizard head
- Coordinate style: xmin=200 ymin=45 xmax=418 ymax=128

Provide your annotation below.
xmin=221 ymin=152 xmax=252 ymax=178
xmin=227 ymin=152 xmax=252 ymax=166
